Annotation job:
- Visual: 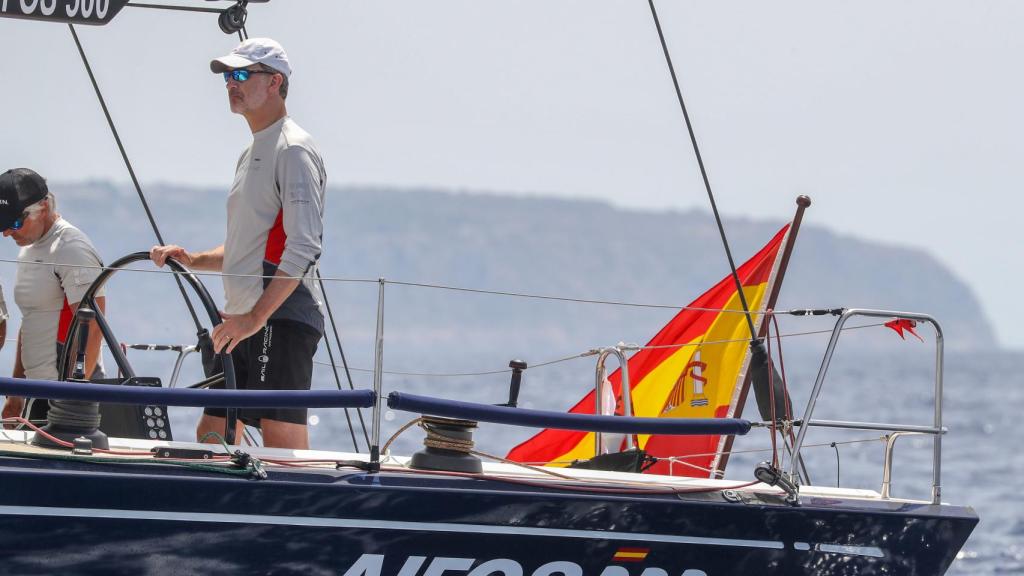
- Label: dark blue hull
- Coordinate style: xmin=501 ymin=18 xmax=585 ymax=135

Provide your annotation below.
xmin=0 ymin=456 xmax=977 ymax=576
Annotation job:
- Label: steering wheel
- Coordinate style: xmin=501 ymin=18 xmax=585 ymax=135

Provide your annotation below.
xmin=56 ymin=251 xmax=240 ymax=444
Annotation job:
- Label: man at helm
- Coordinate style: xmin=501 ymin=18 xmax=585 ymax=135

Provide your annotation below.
xmin=151 ymin=38 xmax=326 ymax=450
xmin=0 ymin=168 xmax=106 ymax=427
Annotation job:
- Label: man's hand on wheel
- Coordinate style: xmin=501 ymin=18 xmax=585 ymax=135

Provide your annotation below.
xmin=149 ymin=245 xmax=193 ymax=268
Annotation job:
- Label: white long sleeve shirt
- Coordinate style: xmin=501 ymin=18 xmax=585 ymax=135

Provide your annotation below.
xmin=222 ymin=116 xmax=326 ymax=332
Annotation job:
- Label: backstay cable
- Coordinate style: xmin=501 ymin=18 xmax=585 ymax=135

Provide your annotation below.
xmin=68 ymin=24 xmax=204 ymax=330
xmin=644 ymin=1 xmax=757 ymax=341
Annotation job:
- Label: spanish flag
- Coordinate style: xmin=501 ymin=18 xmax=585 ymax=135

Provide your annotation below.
xmin=612 ymin=548 xmax=650 ymax=563
xmin=506 ymin=225 xmax=791 ymax=477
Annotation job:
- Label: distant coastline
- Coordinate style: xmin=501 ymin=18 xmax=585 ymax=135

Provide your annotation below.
xmin=19 ymin=181 xmax=997 ymax=356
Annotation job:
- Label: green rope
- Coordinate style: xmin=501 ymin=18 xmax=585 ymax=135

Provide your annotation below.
xmin=198 ymin=431 xmax=268 ymax=479
xmin=198 ymin=431 xmax=235 ymax=455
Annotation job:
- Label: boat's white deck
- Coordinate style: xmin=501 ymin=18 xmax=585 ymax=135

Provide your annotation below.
xmin=0 ymin=431 xmax=917 ymax=504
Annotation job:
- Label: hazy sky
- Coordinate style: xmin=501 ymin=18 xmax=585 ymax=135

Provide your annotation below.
xmin=1 ymin=1 xmax=1021 ymax=348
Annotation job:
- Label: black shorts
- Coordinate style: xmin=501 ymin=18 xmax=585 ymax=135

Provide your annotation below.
xmin=204 ymin=319 xmax=321 ymax=426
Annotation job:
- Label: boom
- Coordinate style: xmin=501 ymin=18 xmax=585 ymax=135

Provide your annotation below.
xmin=0 ymin=0 xmax=130 ymax=25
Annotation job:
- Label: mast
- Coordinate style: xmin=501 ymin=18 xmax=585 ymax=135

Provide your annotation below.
xmin=0 ymin=0 xmax=130 ymax=25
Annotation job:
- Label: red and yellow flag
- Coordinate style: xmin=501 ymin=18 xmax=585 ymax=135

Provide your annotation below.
xmin=506 ymin=225 xmax=791 ymax=477
xmin=612 ymin=548 xmax=650 ymax=563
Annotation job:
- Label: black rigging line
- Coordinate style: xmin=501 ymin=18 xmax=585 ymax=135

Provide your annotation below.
xmin=830 ymin=441 xmax=840 ymax=487
xmin=321 ymin=333 xmax=360 ymax=452
xmin=68 ymin=24 xmax=204 ymax=331
xmin=318 ymin=272 xmax=371 ymax=450
xmin=644 ymin=0 xmax=757 ymax=341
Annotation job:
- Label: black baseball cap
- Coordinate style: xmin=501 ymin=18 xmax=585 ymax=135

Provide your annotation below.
xmin=0 ymin=168 xmax=48 ymax=231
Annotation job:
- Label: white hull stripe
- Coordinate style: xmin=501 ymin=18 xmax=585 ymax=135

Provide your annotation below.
xmin=0 ymin=505 xmax=784 ymax=550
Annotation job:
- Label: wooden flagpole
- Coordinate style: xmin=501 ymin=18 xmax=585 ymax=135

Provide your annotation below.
xmin=712 ymin=195 xmax=811 ymax=478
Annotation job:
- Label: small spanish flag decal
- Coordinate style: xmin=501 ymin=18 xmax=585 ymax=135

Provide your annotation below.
xmin=612 ymin=548 xmax=649 ymax=563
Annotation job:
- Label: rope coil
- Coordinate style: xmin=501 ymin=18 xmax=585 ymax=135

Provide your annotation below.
xmin=420 ymin=416 xmax=477 ymax=453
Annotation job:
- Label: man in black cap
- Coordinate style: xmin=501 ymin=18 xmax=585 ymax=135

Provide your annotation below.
xmin=0 ymin=169 xmax=105 ymax=426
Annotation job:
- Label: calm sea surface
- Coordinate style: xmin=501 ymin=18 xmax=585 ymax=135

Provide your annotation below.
xmin=936 ymin=352 xmax=1023 ymax=575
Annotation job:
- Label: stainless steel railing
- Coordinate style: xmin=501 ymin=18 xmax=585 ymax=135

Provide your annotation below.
xmin=120 ymin=344 xmax=198 ymax=388
xmin=880 ymin=431 xmax=927 ymax=499
xmin=789 ymin=309 xmax=945 ymax=504
xmin=593 ymin=345 xmax=636 ymax=455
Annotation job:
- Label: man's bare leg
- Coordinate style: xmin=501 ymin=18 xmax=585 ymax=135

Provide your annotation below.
xmin=197 ymin=413 xmax=244 ymax=445
xmin=260 ymin=419 xmax=308 ymax=450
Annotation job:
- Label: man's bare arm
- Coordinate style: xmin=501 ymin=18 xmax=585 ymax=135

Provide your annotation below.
xmin=3 ymin=330 xmax=26 ymax=427
xmin=249 ymin=271 xmax=300 ymax=326
xmin=211 ymin=270 xmax=300 ymax=354
xmin=13 ymin=329 xmax=24 ymax=379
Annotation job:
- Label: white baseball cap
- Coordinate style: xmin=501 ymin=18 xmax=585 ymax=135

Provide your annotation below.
xmin=210 ymin=38 xmax=292 ymax=78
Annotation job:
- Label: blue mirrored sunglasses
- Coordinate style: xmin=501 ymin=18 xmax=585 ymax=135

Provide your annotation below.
xmin=6 ymin=212 xmax=28 ymax=232
xmin=222 ymin=69 xmax=274 ymax=83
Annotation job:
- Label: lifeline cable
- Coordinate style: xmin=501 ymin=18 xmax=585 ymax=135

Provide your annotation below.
xmin=531 ymin=435 xmax=885 ymax=468
xmin=0 ymin=257 xmax=865 ymax=318
xmin=386 ymin=278 xmax=745 ymax=312
xmin=0 ymin=257 xmax=768 ymax=313
xmin=644 ymin=0 xmax=757 ymax=341
xmin=308 ymin=323 xmax=887 ymax=380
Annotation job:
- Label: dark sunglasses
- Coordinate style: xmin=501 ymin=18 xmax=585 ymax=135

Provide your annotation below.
xmin=6 ymin=212 xmax=29 ymax=232
xmin=222 ymin=69 xmax=274 ymax=83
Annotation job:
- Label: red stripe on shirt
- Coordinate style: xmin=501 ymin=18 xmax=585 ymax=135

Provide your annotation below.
xmin=264 ymin=209 xmax=286 ymax=266
xmin=57 ymin=297 xmax=72 ymax=344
